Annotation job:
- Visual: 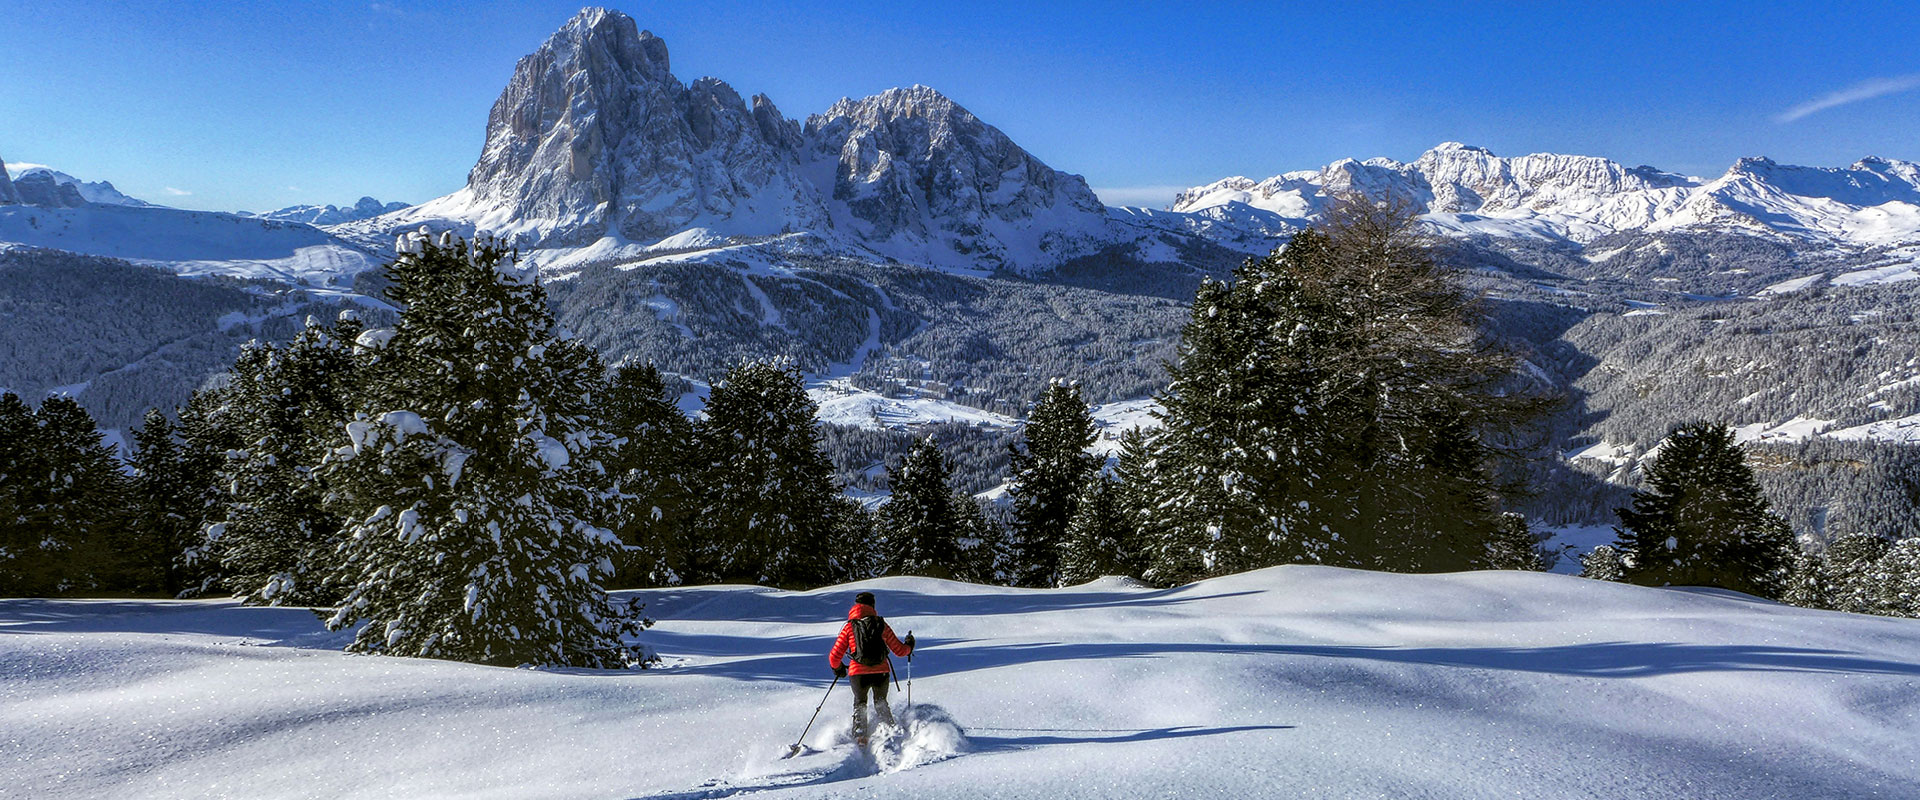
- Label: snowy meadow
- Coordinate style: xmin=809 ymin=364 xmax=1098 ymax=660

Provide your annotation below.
xmin=5 ymin=566 xmax=1918 ymax=799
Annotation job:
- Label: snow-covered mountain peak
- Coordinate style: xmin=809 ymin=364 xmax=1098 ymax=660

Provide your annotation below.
xmin=353 ymin=6 xmax=825 ymax=252
xmin=2 ymin=165 xmax=154 ymax=208
xmin=799 ymin=84 xmax=1114 ymax=272
xmin=334 ymin=11 xmax=1152 ymax=275
xmin=1174 ymin=144 xmax=1920 ymax=248
xmin=251 ymin=197 xmax=409 ymax=225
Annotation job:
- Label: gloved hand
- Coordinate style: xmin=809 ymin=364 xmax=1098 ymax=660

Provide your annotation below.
xmin=833 ymin=664 xmax=847 ymax=678
xmin=903 ymin=633 xmax=915 ymax=650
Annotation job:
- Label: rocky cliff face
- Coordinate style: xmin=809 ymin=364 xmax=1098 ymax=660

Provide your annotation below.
xmin=11 ymin=167 xmax=152 ymax=207
xmin=802 ymin=86 xmax=1111 ymax=270
xmin=356 ymin=8 xmax=1122 ymax=273
xmin=12 ymin=171 xmax=89 ymax=208
xmin=0 ymin=157 xmax=18 ymax=205
xmin=456 ymin=7 xmax=823 ymax=247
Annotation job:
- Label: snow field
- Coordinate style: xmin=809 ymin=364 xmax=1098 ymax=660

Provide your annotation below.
xmin=4 ymin=566 xmax=1920 ymax=798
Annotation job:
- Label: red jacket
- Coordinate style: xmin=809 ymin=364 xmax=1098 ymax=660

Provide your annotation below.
xmin=828 ymin=602 xmax=912 ymax=675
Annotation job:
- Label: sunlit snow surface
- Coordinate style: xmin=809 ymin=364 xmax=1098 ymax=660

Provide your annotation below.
xmin=5 ymin=567 xmax=1919 ymax=799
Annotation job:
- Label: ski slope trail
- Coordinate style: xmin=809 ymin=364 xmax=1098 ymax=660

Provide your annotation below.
xmin=4 ymin=567 xmax=1918 ymax=798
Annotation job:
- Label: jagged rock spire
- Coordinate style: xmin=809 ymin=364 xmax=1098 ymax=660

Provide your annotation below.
xmin=0 ymin=156 xmax=21 ymax=205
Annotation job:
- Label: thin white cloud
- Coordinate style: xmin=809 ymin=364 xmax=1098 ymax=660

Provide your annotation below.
xmin=1092 ymin=184 xmax=1194 ymax=209
xmin=1777 ymin=73 xmax=1920 ymax=123
xmin=164 ymin=187 xmax=192 ymax=196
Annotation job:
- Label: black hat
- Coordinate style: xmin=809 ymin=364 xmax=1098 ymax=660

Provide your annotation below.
xmin=855 ymin=591 xmax=875 ymax=606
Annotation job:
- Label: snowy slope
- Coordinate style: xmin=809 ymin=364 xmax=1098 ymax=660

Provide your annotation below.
xmin=6 ymin=567 xmax=1916 ymax=799
xmin=0 ymin=204 xmax=378 ymax=283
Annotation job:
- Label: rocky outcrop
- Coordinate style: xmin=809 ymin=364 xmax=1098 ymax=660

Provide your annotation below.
xmin=11 ymin=167 xmax=152 ymax=207
xmin=0 ymin=157 xmax=18 ymax=205
xmin=802 ymin=86 xmax=1111 ymax=269
xmin=13 ymin=171 xmax=88 ymax=208
xmin=356 ymin=8 xmax=1123 ymax=272
xmin=458 ymin=7 xmax=823 ymax=247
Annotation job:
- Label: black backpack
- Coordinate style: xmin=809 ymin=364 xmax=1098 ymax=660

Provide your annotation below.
xmin=849 ymin=616 xmax=888 ymax=667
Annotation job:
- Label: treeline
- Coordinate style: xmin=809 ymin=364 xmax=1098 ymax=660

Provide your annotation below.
xmin=11 ymin=202 xmax=1920 ymax=670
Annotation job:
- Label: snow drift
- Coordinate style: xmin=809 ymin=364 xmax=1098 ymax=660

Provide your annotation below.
xmin=4 ymin=565 xmax=1918 ymax=798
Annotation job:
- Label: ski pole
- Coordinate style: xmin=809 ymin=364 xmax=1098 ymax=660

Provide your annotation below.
xmin=906 ymin=631 xmax=913 ymax=710
xmin=786 ymin=673 xmax=839 ymax=758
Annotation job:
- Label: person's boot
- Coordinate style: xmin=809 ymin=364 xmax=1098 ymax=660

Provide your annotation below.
xmin=852 ymin=703 xmax=869 ymax=747
xmin=875 ymin=701 xmax=896 ymax=730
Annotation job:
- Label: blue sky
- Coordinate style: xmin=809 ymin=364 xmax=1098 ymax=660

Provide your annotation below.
xmin=3 ymin=1 xmax=1916 ymax=212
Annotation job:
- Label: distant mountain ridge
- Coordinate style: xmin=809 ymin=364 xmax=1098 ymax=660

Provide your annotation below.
xmin=2 ymin=164 xmax=153 ymax=208
xmin=1172 ymin=142 xmax=1920 ymax=249
xmin=248 ymin=197 xmax=409 ymax=225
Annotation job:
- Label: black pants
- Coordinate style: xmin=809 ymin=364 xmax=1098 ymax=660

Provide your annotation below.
xmin=850 ymin=672 xmax=894 ymax=728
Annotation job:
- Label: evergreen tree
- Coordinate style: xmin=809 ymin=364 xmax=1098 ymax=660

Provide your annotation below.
xmin=174 ymin=385 xmax=241 ymax=596
xmin=209 ymin=314 xmax=361 ymax=605
xmin=826 ymin=495 xmax=884 ymax=583
xmin=1107 ymin=429 xmax=1155 ymax=581
xmin=1485 ymin=513 xmax=1547 ymax=571
xmin=1145 ymin=198 xmax=1546 ymax=578
xmin=689 ymin=358 xmax=838 ymax=587
xmin=1579 ymin=544 xmax=1627 ymax=582
xmin=1814 ymin=533 xmax=1892 ymax=613
xmin=1007 ymin=380 xmax=1099 ymax=587
xmin=602 ymin=361 xmax=695 ymax=587
xmin=126 ymin=409 xmax=198 ymax=595
xmin=1870 ymin=537 xmax=1920 ymax=617
xmin=881 ymin=437 xmax=964 ymax=578
xmin=0 ymin=396 xmax=127 ymax=595
xmin=319 ymin=232 xmax=646 ymax=667
xmin=0 ymin=393 xmax=41 ymax=594
xmin=953 ymin=495 xmax=1014 ymax=585
xmin=1058 ymin=475 xmax=1135 ymax=585
xmin=1614 ymin=422 xmax=1797 ymax=598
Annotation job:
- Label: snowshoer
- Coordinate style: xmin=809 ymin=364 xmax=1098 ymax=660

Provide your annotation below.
xmin=827 ymin=591 xmax=915 ymax=746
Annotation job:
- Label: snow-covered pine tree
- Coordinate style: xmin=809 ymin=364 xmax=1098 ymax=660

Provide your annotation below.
xmin=603 ymin=361 xmax=695 ymax=587
xmin=319 ymin=232 xmax=646 ymax=667
xmin=1008 ymin=380 xmax=1099 ymax=587
xmin=690 ymin=357 xmax=838 ymax=586
xmin=1485 ymin=512 xmax=1548 ymax=571
xmin=1801 ymin=533 xmax=1893 ymax=613
xmin=881 ymin=436 xmax=964 ymax=578
xmin=1147 ymin=245 xmax=1335 ymax=580
xmin=1057 ymin=475 xmax=1135 ymax=585
xmin=1111 ymin=426 xmax=1181 ymax=585
xmin=953 ymin=494 xmax=1013 ymax=585
xmin=1870 ymin=537 xmax=1920 ymax=617
xmin=0 ymin=395 xmax=127 ymax=595
xmin=1578 ymin=544 xmax=1626 ymax=582
xmin=826 ymin=495 xmax=884 ymax=583
xmin=127 ymin=409 xmax=199 ymax=595
xmin=208 ymin=314 xmax=361 ymax=605
xmin=1614 ymin=421 xmax=1797 ymax=598
xmin=1146 ymin=197 xmax=1542 ymax=579
xmin=174 ymin=385 xmax=242 ymax=596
